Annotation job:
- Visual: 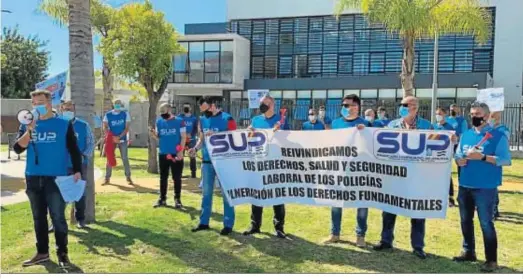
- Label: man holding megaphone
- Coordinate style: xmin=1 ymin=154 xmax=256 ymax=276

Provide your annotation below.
xmin=149 ymin=103 xmax=186 ymax=208
xmin=13 ymin=90 xmax=82 ymax=268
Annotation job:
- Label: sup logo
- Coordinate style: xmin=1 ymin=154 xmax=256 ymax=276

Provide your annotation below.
xmin=208 ymin=130 xmax=268 ymax=159
xmin=373 ymin=130 xmax=451 ymax=163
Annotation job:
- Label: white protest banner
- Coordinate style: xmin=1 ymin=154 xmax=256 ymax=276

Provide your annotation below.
xmin=247 ymin=89 xmax=269 ymax=109
xmin=476 ymin=88 xmax=504 ymax=112
xmin=206 ymin=128 xmax=453 ymax=219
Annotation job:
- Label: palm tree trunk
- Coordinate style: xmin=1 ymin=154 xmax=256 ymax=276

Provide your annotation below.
xmin=102 ymin=58 xmax=114 ymax=113
xmin=147 ymin=88 xmax=159 ymax=174
xmin=68 ymin=0 xmax=95 ymax=223
xmin=401 ymin=34 xmax=415 ymax=97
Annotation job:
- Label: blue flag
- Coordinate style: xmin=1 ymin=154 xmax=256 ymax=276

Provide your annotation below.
xmin=35 ymin=71 xmax=67 ymax=106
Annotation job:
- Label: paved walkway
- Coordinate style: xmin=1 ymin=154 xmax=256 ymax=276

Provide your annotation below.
xmin=0 ymin=152 xmax=102 ymax=206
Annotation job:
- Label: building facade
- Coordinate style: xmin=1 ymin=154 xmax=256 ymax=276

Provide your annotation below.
xmin=168 ymin=0 xmax=523 ymax=123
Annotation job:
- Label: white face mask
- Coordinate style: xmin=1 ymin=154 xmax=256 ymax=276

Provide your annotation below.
xmin=436 ymin=115 xmax=444 ymax=122
xmin=365 ymin=116 xmax=374 ymax=122
xmin=309 ymin=115 xmax=317 ymax=122
xmin=318 ymin=110 xmax=325 ymax=118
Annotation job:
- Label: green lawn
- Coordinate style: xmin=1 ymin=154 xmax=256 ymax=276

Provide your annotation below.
xmin=2 ymin=190 xmax=522 ymax=273
xmin=1 ymin=144 xmax=9 ymax=152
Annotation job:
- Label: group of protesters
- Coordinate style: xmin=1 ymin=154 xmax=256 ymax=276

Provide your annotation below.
xmin=15 ymin=88 xmax=511 ymax=273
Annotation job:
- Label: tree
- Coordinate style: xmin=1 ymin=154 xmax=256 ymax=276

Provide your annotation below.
xmin=68 ymin=0 xmax=96 ymax=222
xmin=39 ymin=0 xmax=115 ymax=113
xmin=1 ymin=26 xmax=49 ymax=98
xmin=335 ymin=0 xmax=491 ymax=97
xmin=99 ymin=0 xmax=183 ymax=173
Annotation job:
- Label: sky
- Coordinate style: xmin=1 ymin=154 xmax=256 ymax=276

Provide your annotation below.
xmin=1 ymin=0 xmax=226 ymax=76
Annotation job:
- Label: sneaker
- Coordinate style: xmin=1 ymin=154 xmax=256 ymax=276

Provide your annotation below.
xmin=22 ymin=253 xmax=50 ymax=267
xmin=191 ymin=171 xmax=196 ymax=179
xmin=452 ymin=251 xmax=477 ymax=262
xmin=126 ymin=177 xmax=134 ymax=185
xmin=174 ymin=199 xmax=183 ymax=209
xmin=102 ymin=178 xmax=110 ymax=185
xmin=323 ymin=235 xmax=340 ymax=244
xmin=356 ymin=236 xmax=366 ymax=247
xmin=57 ymin=253 xmax=70 ymax=269
xmin=373 ymin=242 xmax=393 ymax=251
xmin=413 ymin=249 xmax=427 ymax=259
xmin=48 ymin=225 xmax=54 ymax=233
xmin=480 ymin=261 xmax=498 ymax=273
xmin=275 ymin=230 xmax=287 ymax=239
xmin=76 ymin=220 xmax=88 ymax=229
xmin=220 ymin=227 xmax=233 ymax=236
xmin=191 ymin=224 xmax=210 ymax=232
xmin=153 ymin=200 xmax=166 ymax=208
xmin=242 ymin=227 xmax=261 ymax=236
xmin=449 ymin=198 xmax=457 ymax=207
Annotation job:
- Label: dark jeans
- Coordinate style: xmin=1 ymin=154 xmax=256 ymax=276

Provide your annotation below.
xmin=250 ymin=204 xmax=285 ymax=231
xmin=452 ymin=144 xmax=460 ymax=198
xmin=26 ymin=176 xmax=68 ymax=254
xmin=493 ymin=192 xmax=500 ymax=217
xmin=458 ymin=187 xmax=498 ymax=262
xmin=380 ymin=212 xmax=425 ymax=250
xmin=189 ymin=157 xmax=197 ymax=175
xmin=159 ymin=154 xmax=184 ymax=201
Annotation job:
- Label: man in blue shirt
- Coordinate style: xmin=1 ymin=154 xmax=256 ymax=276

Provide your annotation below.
xmin=324 ymin=94 xmax=369 ymax=247
xmin=151 ymin=103 xmax=186 ymax=208
xmin=373 ymin=96 xmax=433 ymax=259
xmin=433 ymin=107 xmax=458 ymax=207
xmin=190 ymin=96 xmax=237 ymax=236
xmin=449 ymin=104 xmax=469 ymax=185
xmin=178 ymin=103 xmax=199 ymax=178
xmin=374 ymin=106 xmax=391 ymax=128
xmin=14 ymin=90 xmax=82 ymax=268
xmin=59 ymin=100 xmax=95 ymax=228
xmin=302 ymin=108 xmax=325 ymax=130
xmin=488 ymin=111 xmax=510 ymax=220
xmin=364 ymin=109 xmax=378 ymax=127
xmin=103 ymin=99 xmax=133 ymax=185
xmin=453 ymin=102 xmax=511 ymax=273
xmin=243 ymin=94 xmax=290 ymax=239
xmin=318 ymin=105 xmax=332 ymax=129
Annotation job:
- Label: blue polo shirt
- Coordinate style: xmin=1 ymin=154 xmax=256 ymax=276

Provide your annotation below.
xmin=250 ymin=113 xmax=290 ymax=130
xmin=302 ymin=121 xmax=325 ymax=130
xmin=156 ymin=116 xmax=186 ymax=155
xmin=331 ymin=116 xmax=370 ymax=129
xmin=433 ymin=121 xmax=456 ymax=132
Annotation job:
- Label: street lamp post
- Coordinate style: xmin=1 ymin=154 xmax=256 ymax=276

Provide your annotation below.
xmin=431 ymin=33 xmax=439 ymax=123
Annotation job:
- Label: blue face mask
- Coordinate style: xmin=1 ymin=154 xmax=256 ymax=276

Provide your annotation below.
xmin=34 ymin=104 xmax=48 ymax=116
xmin=341 ymin=107 xmax=350 ymax=118
xmin=114 ymin=104 xmax=121 ymax=110
xmin=399 ymin=106 xmax=410 ymax=118
xmin=62 ymin=111 xmax=75 ymax=120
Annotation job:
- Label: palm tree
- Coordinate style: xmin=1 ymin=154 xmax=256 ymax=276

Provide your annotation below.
xmin=335 ymin=0 xmax=491 ymax=97
xmin=39 ymin=0 xmax=115 ymax=113
xmin=68 ymin=0 xmax=96 ymax=222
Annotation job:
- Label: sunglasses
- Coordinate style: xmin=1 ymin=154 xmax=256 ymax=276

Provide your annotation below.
xmin=341 ymin=104 xmax=354 ymax=108
xmin=400 ymin=103 xmax=409 ymax=107
xmin=308 ymin=113 xmax=316 ymax=116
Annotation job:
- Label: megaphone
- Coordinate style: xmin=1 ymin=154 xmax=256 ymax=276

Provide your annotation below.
xmin=17 ymin=109 xmax=35 ymax=125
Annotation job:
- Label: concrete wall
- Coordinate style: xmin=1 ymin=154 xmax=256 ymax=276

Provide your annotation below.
xmin=226 ymin=0 xmax=523 ymax=103
xmin=128 ymin=102 xmax=150 ymax=147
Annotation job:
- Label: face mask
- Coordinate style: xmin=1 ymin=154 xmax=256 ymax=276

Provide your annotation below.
xmin=472 ymin=116 xmax=485 ymax=127
xmin=399 ymin=106 xmax=410 ymax=118
xmin=341 ymin=107 xmax=350 ymax=118
xmin=34 ymin=104 xmax=48 ymax=116
xmin=318 ymin=110 xmax=325 ymax=118
xmin=259 ymin=104 xmax=269 ymax=114
xmin=379 ymin=113 xmax=386 ymax=120
xmin=114 ymin=104 xmax=121 ymax=110
xmin=160 ymin=113 xmax=170 ymax=120
xmin=489 ymin=119 xmax=496 ymax=127
xmin=62 ymin=111 xmax=75 ymax=120
xmin=183 ymin=107 xmax=190 ymax=114
xmin=309 ymin=115 xmax=316 ymax=122
xmin=365 ymin=116 xmax=374 ymax=122
xmin=435 ymin=115 xmax=444 ymax=122
xmin=203 ymin=110 xmax=213 ymax=118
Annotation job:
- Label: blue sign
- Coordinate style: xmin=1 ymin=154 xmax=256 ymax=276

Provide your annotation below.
xmin=35 ymin=71 xmax=67 ymax=106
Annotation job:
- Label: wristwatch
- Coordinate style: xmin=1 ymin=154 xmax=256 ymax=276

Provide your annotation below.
xmin=481 ymin=154 xmax=487 ymax=161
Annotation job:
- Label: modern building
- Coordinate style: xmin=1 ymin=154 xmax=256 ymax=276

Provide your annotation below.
xmin=167 ymin=0 xmax=523 ymax=123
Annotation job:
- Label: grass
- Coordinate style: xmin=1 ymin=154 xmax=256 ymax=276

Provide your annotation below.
xmin=2 ymin=190 xmax=522 ymax=273
xmin=1 ymin=144 xmax=9 ymax=152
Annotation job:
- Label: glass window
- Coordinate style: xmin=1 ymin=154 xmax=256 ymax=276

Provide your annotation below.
xmin=230 ymin=91 xmax=242 ymax=99
xmin=370 ymin=53 xmax=385 ymax=73
xmin=204 ymin=52 xmax=219 ymax=72
xmin=238 ymin=20 xmax=252 ymax=35
xmin=294 ymin=33 xmax=308 ymax=54
xmin=455 ymin=50 xmax=473 ymax=72
xmin=416 ymin=88 xmax=432 ymax=98
xmin=328 ymin=90 xmax=343 ymax=99
xmin=308 ymin=55 xmax=322 ymax=74
xmin=385 ymin=52 xmax=402 ymax=73
xmin=270 ymin=90 xmax=282 ymax=98
xmin=312 ymin=90 xmax=327 ymax=99
xmin=396 ymin=89 xmax=403 ymax=98
xmin=205 ymin=73 xmax=219 ymax=83
xmin=266 ymin=19 xmax=279 ymax=33
xmin=264 ymin=56 xmax=278 ymax=78
xmin=174 ymin=73 xmax=188 ymax=83
xmin=252 ymin=20 xmax=265 ymax=34
xmin=309 ymin=17 xmax=323 ymax=32
xmin=242 ymin=91 xmax=248 ymax=99
xmin=379 ymin=89 xmax=396 ymax=98
xmin=324 ymin=16 xmax=338 ymax=31
xmin=294 ymin=55 xmax=308 ymax=77
xmin=339 ymin=15 xmax=354 ymax=30
xmin=418 ymin=51 xmax=434 ymax=73
xmin=353 ymin=53 xmax=369 ymax=75
xmin=322 ymin=54 xmax=337 ymax=76
xmin=297 ymin=90 xmax=311 ymax=99
xmin=473 ymin=50 xmax=492 ymax=73
xmin=252 ymin=34 xmax=265 ymax=56
xmin=457 ymin=88 xmax=477 ymax=98
xmin=438 ymin=88 xmax=456 ymax=98
xmin=338 ymin=31 xmax=354 ymax=52
xmin=308 ymin=32 xmax=323 ymax=53
xmin=344 ymin=89 xmax=359 ymax=96
xmin=174 ymin=53 xmax=189 ymax=72
xmin=438 ymin=51 xmax=454 ymax=72
xmin=323 ymin=31 xmax=339 ymax=53
xmin=220 ymin=41 xmax=233 ymax=83
xmin=339 ymin=54 xmax=353 ymax=75
xmin=280 ymin=19 xmax=294 ymax=33
xmin=188 ymin=42 xmax=204 ymax=83
xmin=360 ymin=89 xmax=377 ymax=98
xmin=252 ymin=56 xmax=264 ymax=74
xmin=294 ymin=18 xmax=308 ymax=33
xmin=283 ymin=90 xmax=295 ymax=99
xmin=205 ymin=41 xmax=220 ymax=51
xmin=265 ymin=33 xmax=279 ymax=55
xmin=278 ymin=56 xmax=293 ymax=76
